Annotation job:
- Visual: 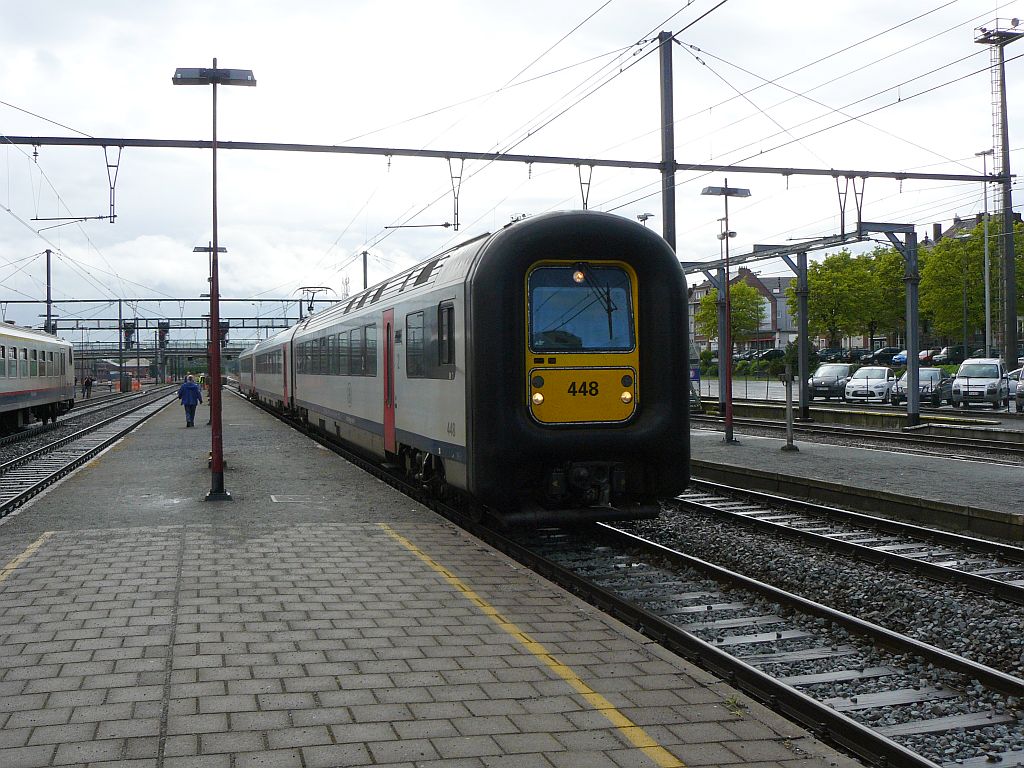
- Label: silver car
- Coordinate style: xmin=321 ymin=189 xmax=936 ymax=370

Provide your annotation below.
xmin=952 ymin=358 xmax=1009 ymax=409
xmin=844 ymin=366 xmax=896 ymax=403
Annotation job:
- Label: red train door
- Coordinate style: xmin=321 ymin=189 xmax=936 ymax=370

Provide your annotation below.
xmin=383 ymin=309 xmax=396 ymax=453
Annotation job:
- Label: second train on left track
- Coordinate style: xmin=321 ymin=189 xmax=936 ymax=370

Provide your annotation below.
xmin=239 ymin=210 xmax=690 ymax=526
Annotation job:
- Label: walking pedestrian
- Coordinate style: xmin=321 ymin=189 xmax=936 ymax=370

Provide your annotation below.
xmin=177 ymin=374 xmax=202 ymax=428
xmin=83 ymin=377 xmax=93 ymax=398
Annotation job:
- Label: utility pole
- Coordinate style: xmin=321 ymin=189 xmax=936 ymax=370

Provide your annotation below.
xmin=658 ymin=31 xmax=676 ymax=253
xmin=362 ymin=250 xmax=369 ymax=290
xmin=45 ymin=249 xmax=52 ymax=334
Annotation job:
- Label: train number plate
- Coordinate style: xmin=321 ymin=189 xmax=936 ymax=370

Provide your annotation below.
xmin=529 ymin=367 xmax=636 ymax=424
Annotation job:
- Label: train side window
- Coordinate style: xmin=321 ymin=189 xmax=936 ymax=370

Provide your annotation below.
xmin=338 ymin=331 xmax=349 ymax=376
xmin=0 ymin=346 xmax=5 ymax=377
xmin=365 ymin=324 xmax=377 ymax=377
xmin=406 ymin=311 xmax=424 ymax=377
xmin=48 ymin=351 xmax=55 ymax=377
xmin=350 ymin=328 xmax=364 ymax=375
xmin=328 ymin=334 xmax=337 ymax=375
xmin=318 ymin=336 xmax=327 ymax=375
xmin=19 ymin=348 xmax=28 ymax=377
xmin=438 ymin=302 xmax=455 ymax=366
xmin=8 ymin=347 xmax=16 ymax=377
xmin=30 ymin=349 xmax=38 ymax=377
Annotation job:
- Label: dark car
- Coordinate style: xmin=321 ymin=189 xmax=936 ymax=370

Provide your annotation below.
xmin=807 ymin=363 xmax=856 ymax=400
xmin=933 ymin=345 xmax=967 ymax=366
xmin=818 ymin=348 xmax=845 ymax=363
xmin=890 ymin=367 xmax=953 ymax=407
xmin=867 ymin=346 xmax=902 ymax=365
xmin=844 ymin=347 xmax=872 ymax=363
xmin=756 ymin=348 xmax=785 ymax=361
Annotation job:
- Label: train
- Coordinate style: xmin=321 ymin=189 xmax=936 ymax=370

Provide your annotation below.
xmin=238 ymin=210 xmax=690 ymax=526
xmin=0 ymin=322 xmax=76 ymax=432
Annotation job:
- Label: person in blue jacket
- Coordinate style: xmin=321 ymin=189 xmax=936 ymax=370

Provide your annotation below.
xmin=177 ymin=374 xmax=203 ymax=427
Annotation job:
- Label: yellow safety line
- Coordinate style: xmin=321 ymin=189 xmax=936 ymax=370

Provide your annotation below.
xmin=0 ymin=531 xmax=53 ymax=586
xmin=379 ymin=523 xmax=686 ymax=768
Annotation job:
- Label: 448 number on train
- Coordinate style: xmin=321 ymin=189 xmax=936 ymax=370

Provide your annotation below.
xmin=567 ymin=380 xmax=599 ymax=396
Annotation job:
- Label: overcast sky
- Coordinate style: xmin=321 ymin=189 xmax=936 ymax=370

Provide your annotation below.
xmin=0 ymin=0 xmax=1019 ymax=344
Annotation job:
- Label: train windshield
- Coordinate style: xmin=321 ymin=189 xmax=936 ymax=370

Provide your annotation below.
xmin=528 ymin=265 xmax=634 ymax=352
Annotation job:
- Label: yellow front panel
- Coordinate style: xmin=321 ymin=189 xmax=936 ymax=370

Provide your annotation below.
xmin=529 ymin=366 xmax=637 ymax=424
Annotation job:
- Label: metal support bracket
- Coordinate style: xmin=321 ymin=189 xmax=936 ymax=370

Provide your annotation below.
xmin=577 ymin=164 xmax=593 ymax=210
xmin=835 ymin=175 xmax=865 ymax=237
xmin=447 ymin=157 xmax=463 ymax=231
xmin=104 ymin=146 xmax=122 ymax=223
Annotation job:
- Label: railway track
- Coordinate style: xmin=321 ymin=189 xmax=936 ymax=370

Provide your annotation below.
xmin=511 ymin=524 xmax=1024 ymax=768
xmin=0 ymin=385 xmax=176 ymax=448
xmin=678 ymin=479 xmax=1024 ymax=605
xmin=692 ymin=413 xmax=1024 ymax=462
xmin=0 ymin=392 xmax=176 ymax=520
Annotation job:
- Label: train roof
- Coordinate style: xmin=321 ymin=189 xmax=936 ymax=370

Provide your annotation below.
xmin=0 ymin=322 xmax=70 ymax=346
xmin=294 ymin=231 xmax=491 ymax=335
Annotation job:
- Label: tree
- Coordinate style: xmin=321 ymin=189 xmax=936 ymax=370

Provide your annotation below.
xmin=786 ymin=249 xmax=870 ymax=347
xmin=694 ymin=281 xmax=765 ymax=346
xmin=864 ymin=246 xmax=907 ymax=339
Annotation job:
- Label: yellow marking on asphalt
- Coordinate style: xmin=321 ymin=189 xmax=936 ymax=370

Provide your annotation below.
xmin=380 ymin=523 xmax=686 ymax=768
xmin=0 ymin=532 xmax=54 ymax=585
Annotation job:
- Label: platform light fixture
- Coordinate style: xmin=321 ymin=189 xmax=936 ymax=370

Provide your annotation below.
xmin=174 ymin=59 xmax=256 ymax=502
xmin=701 ymin=181 xmax=751 ymax=445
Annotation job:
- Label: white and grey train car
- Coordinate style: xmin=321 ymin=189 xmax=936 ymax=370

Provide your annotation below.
xmin=240 ymin=211 xmax=690 ymax=526
xmin=0 ymin=323 xmax=75 ymax=431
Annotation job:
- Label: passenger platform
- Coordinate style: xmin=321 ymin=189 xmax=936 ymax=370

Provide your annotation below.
xmin=0 ymin=392 xmax=861 ymax=767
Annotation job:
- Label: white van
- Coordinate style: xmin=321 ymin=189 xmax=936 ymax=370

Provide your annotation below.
xmin=952 ymin=358 xmax=1009 ymax=408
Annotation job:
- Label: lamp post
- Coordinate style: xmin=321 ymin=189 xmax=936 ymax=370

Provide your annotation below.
xmin=976 ymin=149 xmax=994 ymax=352
xmin=701 ymin=180 xmax=751 ymax=445
xmin=954 ymin=233 xmax=971 ymax=359
xmin=173 ymin=59 xmax=255 ymax=502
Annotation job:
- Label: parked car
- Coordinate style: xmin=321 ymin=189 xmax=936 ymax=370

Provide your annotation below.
xmin=844 ymin=366 xmax=896 ymax=403
xmin=867 ymin=346 xmax=902 ymax=365
xmin=890 ymin=367 xmax=953 ymax=407
xmin=919 ymin=348 xmax=941 ymax=364
xmin=971 ymin=347 xmax=1001 ymax=359
xmin=818 ymin=348 xmax=845 ymax=363
xmin=891 ymin=350 xmax=908 ymax=365
xmin=952 ymin=358 xmax=1010 ymax=409
xmin=1009 ymin=368 xmax=1023 ymax=400
xmin=933 ymin=346 xmax=967 ymax=366
xmin=842 ymin=347 xmax=871 ymax=363
xmin=756 ymin=348 xmax=785 ymax=362
xmin=807 ymin=363 xmax=857 ymax=400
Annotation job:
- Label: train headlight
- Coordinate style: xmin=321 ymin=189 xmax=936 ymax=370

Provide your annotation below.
xmin=573 ymin=268 xmax=585 ymax=283
xmin=620 ymin=391 xmax=632 ymax=404
xmin=532 ymin=392 xmax=545 ymax=405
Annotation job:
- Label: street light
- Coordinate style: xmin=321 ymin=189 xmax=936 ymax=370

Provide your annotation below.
xmin=174 ymin=59 xmax=256 ymax=502
xmin=701 ymin=180 xmax=751 ymax=445
xmin=954 ymin=233 xmax=971 ymax=359
xmin=975 ymin=148 xmax=995 ymax=352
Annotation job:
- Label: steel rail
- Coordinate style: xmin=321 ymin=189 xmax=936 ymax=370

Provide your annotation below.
xmin=681 ymin=479 xmax=1024 ymax=604
xmin=504 ymin=524 xmax=934 ymax=768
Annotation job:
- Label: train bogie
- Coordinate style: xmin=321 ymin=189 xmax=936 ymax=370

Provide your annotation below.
xmin=239 ymin=211 xmax=689 ymax=526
